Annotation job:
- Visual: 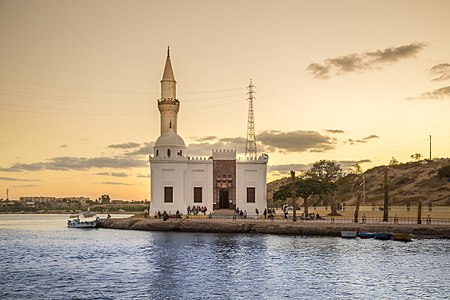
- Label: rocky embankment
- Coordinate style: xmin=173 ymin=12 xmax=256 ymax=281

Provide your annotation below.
xmin=99 ymin=217 xmax=450 ymax=238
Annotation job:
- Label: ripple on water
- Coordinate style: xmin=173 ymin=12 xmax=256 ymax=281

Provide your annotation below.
xmin=1 ymin=215 xmax=450 ymax=299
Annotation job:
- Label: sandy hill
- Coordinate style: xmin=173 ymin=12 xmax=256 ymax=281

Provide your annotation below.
xmin=267 ymin=158 xmax=450 ymax=206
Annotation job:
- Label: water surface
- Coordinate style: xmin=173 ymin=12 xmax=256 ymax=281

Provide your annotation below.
xmin=1 ymin=214 xmax=449 ymax=299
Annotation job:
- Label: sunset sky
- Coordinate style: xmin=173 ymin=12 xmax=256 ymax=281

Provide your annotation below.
xmin=1 ymin=0 xmax=449 ymax=201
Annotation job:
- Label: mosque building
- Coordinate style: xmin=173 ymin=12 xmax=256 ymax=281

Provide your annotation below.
xmin=149 ymin=49 xmax=268 ymax=215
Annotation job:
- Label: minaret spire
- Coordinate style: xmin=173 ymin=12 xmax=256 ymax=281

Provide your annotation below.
xmin=158 ymin=48 xmax=180 ymax=135
xmin=245 ymin=79 xmax=257 ymax=160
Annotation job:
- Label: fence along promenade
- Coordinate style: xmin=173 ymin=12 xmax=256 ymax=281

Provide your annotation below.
xmin=168 ymin=205 xmax=450 ymax=225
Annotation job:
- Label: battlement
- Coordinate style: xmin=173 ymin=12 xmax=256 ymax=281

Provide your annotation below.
xmin=188 ymin=156 xmax=212 ymax=161
xmin=212 ymin=149 xmax=236 ymax=160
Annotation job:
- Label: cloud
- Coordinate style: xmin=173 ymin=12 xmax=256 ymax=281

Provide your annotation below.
xmin=306 ymin=43 xmax=426 ymax=79
xmin=268 ymin=159 xmax=372 ymax=176
xmin=0 ymin=167 xmax=21 ymax=172
xmin=430 ymin=63 xmax=450 ymax=81
xmin=4 ymin=156 xmax=147 ymax=172
xmin=59 ymin=144 xmax=68 ymax=148
xmin=95 ymin=182 xmax=131 ymax=185
xmin=108 ymin=142 xmax=141 ymax=149
xmin=345 ymin=134 xmax=379 ymax=145
xmin=137 ymin=174 xmax=150 ymax=178
xmin=0 ymin=177 xmax=40 ymax=182
xmin=257 ymin=130 xmax=337 ymax=153
xmin=187 ymin=131 xmax=338 ymax=155
xmin=94 ymin=172 xmax=128 ymax=177
xmin=337 ymin=159 xmax=372 ymax=170
xmin=187 ymin=137 xmax=246 ymax=156
xmin=363 ymin=135 xmax=379 ymax=141
xmin=125 ymin=142 xmax=154 ymax=156
xmin=415 ymin=86 xmax=450 ymax=100
xmin=190 ymin=136 xmax=217 ymax=142
xmin=325 ymin=129 xmax=345 ymax=134
xmin=268 ymin=164 xmax=311 ymax=175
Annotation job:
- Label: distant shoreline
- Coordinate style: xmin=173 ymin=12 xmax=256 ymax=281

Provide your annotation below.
xmin=99 ymin=217 xmax=450 ymax=239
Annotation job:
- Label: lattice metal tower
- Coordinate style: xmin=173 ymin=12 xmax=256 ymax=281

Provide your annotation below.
xmin=245 ymin=79 xmax=257 ymax=159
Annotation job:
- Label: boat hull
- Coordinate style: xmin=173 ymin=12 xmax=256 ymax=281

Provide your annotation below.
xmin=358 ymin=232 xmax=374 ymax=239
xmin=392 ymin=233 xmax=413 ymax=242
xmin=341 ymin=231 xmax=357 ymax=238
xmin=67 ymin=216 xmax=100 ymax=228
xmin=374 ymin=233 xmax=392 ymax=240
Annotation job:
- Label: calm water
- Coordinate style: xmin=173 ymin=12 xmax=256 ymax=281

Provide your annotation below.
xmin=1 ymin=215 xmax=450 ymax=299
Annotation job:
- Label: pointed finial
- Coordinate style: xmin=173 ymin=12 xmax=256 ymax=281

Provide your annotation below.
xmin=167 ymin=46 xmax=170 ymax=57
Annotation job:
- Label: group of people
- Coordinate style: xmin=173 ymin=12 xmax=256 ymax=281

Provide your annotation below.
xmin=155 ymin=210 xmax=171 ymax=221
xmin=233 ymin=207 xmax=276 ymax=219
xmin=187 ymin=205 xmax=208 ymax=215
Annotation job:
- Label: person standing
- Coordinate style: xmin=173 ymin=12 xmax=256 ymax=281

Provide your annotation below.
xmin=255 ymin=208 xmax=259 ymax=219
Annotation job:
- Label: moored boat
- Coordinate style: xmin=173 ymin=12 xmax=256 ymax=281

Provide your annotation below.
xmin=341 ymin=230 xmax=357 ymax=238
xmin=67 ymin=212 xmax=100 ymax=228
xmin=374 ymin=233 xmax=392 ymax=240
xmin=358 ymin=232 xmax=374 ymax=239
xmin=392 ymin=233 xmax=413 ymax=242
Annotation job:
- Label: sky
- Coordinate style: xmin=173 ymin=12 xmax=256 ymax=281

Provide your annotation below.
xmin=1 ymin=0 xmax=449 ymax=201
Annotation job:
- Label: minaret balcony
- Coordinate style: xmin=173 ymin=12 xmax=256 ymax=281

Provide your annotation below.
xmin=158 ymin=98 xmax=179 ymax=105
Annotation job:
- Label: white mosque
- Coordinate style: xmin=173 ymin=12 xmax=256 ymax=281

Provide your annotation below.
xmin=149 ymin=49 xmax=268 ymax=215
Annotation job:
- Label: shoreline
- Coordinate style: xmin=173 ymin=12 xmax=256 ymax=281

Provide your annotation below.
xmin=98 ymin=217 xmax=450 ymax=239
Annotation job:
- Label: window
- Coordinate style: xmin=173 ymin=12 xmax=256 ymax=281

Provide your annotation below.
xmin=194 ymin=187 xmax=202 ymax=203
xmin=167 ymin=149 xmax=171 ymax=157
xmin=156 ymin=150 xmax=159 ymax=157
xmin=247 ymin=187 xmax=255 ymax=203
xmin=164 ymin=187 xmax=173 ymax=203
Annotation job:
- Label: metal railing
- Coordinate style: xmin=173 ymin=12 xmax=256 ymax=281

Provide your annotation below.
xmin=162 ymin=213 xmax=450 ymax=225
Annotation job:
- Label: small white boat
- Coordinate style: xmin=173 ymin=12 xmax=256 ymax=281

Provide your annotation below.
xmin=341 ymin=230 xmax=357 ymax=238
xmin=67 ymin=212 xmax=100 ymax=228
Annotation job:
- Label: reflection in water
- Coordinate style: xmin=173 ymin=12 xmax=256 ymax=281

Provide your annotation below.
xmin=1 ymin=215 xmax=450 ymax=299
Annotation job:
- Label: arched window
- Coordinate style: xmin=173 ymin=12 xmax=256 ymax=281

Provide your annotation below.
xmin=156 ymin=150 xmax=159 ymax=157
xmin=167 ymin=149 xmax=171 ymax=157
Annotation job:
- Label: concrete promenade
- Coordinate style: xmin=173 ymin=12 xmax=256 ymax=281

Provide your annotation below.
xmin=99 ymin=216 xmax=450 ymax=238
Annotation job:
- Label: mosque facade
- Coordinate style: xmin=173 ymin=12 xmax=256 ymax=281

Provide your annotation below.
xmin=149 ymin=50 xmax=268 ymax=215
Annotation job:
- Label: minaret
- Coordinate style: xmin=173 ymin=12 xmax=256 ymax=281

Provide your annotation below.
xmin=158 ymin=47 xmax=180 ymax=135
xmin=245 ymin=79 xmax=257 ymax=159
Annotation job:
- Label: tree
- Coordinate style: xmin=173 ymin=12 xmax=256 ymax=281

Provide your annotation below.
xmin=389 ymin=157 xmax=400 ymax=166
xmin=381 ymin=168 xmax=389 ymax=222
xmin=100 ymin=194 xmax=111 ymax=204
xmin=273 ymin=176 xmax=322 ymax=217
xmin=306 ymin=160 xmax=343 ymax=215
xmin=350 ymin=163 xmax=363 ymax=174
xmin=295 ymin=177 xmax=322 ymax=217
xmin=410 ymin=153 xmax=422 ymax=161
xmin=351 ymin=174 xmax=365 ymax=223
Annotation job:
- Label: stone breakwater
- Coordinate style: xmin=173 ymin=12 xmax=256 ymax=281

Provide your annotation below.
xmin=99 ymin=217 xmax=450 ymax=238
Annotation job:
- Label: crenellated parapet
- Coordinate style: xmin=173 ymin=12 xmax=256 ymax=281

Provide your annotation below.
xmin=238 ymin=153 xmax=269 ymax=163
xmin=188 ymin=156 xmax=212 ymax=161
xmin=212 ymin=149 xmax=236 ymax=160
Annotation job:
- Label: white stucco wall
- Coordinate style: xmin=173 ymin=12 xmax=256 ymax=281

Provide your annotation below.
xmin=236 ymin=157 xmax=268 ymax=215
xmin=185 ymin=160 xmax=213 ymax=212
xmin=150 ymin=160 xmax=187 ymax=215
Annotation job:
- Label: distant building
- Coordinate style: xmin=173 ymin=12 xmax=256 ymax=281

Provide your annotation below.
xmin=149 ymin=49 xmax=268 ymax=215
xmin=19 ymin=196 xmax=91 ymax=206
